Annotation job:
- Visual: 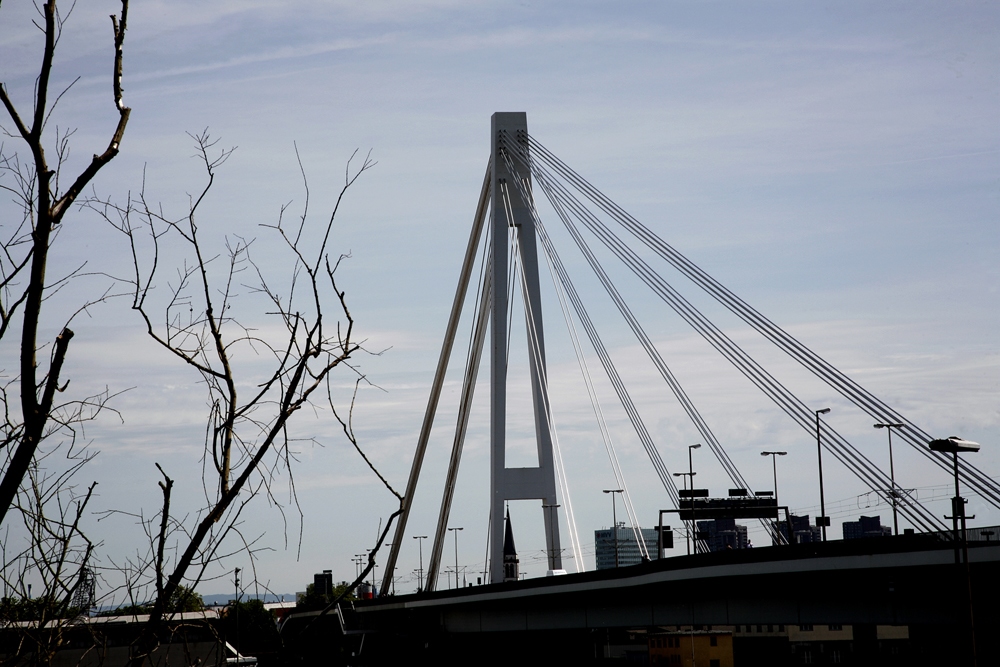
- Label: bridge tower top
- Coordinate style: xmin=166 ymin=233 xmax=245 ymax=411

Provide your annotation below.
xmin=489 ymin=112 xmax=563 ymax=582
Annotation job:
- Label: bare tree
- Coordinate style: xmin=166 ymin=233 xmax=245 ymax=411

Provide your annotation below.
xmin=0 ymin=0 xmax=131 ymax=525
xmin=3 ymin=5 xmax=402 ymax=665
xmin=0 ymin=3 xmax=130 ymax=663
xmin=88 ymin=133 xmax=403 ymax=666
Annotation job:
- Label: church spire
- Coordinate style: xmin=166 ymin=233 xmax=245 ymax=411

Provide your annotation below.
xmin=503 ymin=507 xmax=519 ymax=582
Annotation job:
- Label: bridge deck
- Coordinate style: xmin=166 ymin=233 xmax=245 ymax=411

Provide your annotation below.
xmin=356 ymin=535 xmax=999 ymax=630
xmin=282 ymin=536 xmax=999 ymax=664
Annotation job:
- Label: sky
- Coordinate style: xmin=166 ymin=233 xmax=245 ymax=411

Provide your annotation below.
xmin=1 ymin=1 xmax=997 ymax=600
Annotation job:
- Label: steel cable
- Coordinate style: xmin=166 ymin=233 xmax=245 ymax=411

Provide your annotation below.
xmin=509 ymin=136 xmax=945 ymax=533
xmin=527 ymin=135 xmax=1000 ymax=510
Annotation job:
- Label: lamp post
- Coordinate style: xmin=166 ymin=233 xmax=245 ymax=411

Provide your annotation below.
xmin=673 ymin=472 xmax=695 ymax=555
xmin=412 ymin=535 xmax=427 ymax=592
xmin=761 ymin=451 xmax=788 ymax=545
xmin=814 ymin=408 xmax=831 ymax=542
xmin=760 ymin=450 xmax=787 ymax=505
xmin=929 ymin=436 xmax=981 ymax=667
xmin=447 ymin=527 xmax=463 ymax=590
xmin=874 ymin=422 xmax=905 ymax=535
xmin=602 ymin=489 xmax=623 ymax=568
xmin=234 ymin=567 xmax=241 ymax=657
xmin=688 ymin=444 xmax=701 ymax=552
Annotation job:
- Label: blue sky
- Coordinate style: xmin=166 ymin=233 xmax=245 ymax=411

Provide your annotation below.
xmin=1 ymin=1 xmax=997 ymax=598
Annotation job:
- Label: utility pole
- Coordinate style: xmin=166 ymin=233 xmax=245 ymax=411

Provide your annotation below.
xmin=874 ymin=422 xmax=904 ymax=535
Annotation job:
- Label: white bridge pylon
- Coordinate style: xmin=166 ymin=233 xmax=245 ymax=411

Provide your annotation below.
xmin=383 ymin=112 xmax=564 ymax=591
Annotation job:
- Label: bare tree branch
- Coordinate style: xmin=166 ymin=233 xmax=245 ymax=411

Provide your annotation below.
xmin=0 ymin=0 xmax=132 ymax=526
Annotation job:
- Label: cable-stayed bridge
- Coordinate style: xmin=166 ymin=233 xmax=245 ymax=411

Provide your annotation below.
xmin=281 ymin=113 xmax=1000 ymax=664
xmin=379 ymin=113 xmax=997 ymax=594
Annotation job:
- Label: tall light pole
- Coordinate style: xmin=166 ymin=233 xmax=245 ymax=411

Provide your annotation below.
xmin=874 ymin=422 xmax=905 ymax=535
xmin=761 ymin=451 xmax=788 ymax=546
xmin=929 ymin=436 xmax=981 ymax=667
xmin=413 ymin=535 xmax=427 ymax=592
xmin=688 ymin=444 xmax=701 ymax=553
xmin=602 ymin=489 xmax=623 ymax=568
xmin=673 ymin=472 xmax=695 ymax=555
xmin=814 ymin=408 xmax=831 ymax=542
xmin=760 ymin=451 xmax=787 ymax=506
xmin=234 ymin=567 xmax=241 ymax=657
xmin=447 ymin=527 xmax=463 ymax=590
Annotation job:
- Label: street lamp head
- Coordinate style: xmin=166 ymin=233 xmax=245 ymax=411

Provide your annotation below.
xmin=874 ymin=422 xmax=905 ymax=429
xmin=690 ymin=443 xmax=702 ymax=450
xmin=413 ymin=535 xmax=427 ymax=540
xmin=929 ymin=436 xmax=981 ymax=454
xmin=816 ymin=408 xmax=831 ymax=415
xmin=603 ymin=489 xmax=624 ymax=494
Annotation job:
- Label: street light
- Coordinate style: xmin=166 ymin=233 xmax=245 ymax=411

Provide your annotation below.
xmin=760 ymin=450 xmax=787 ymax=507
xmin=447 ymin=527 xmax=463 ymax=590
xmin=814 ymin=408 xmax=831 ymax=542
xmin=602 ymin=489 xmax=623 ymax=568
xmin=688 ymin=444 xmax=701 ymax=480
xmin=929 ymin=437 xmax=980 ymax=553
xmin=929 ymin=435 xmax=981 ymax=667
xmin=688 ymin=444 xmax=701 ymax=553
xmin=673 ymin=472 xmax=696 ymax=555
xmin=874 ymin=422 xmax=905 ymax=535
xmin=412 ymin=535 xmax=427 ymax=592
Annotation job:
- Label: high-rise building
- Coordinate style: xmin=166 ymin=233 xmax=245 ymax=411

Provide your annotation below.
xmin=696 ymin=518 xmax=749 ymax=551
xmin=594 ymin=525 xmax=658 ymax=569
xmin=843 ymin=515 xmax=892 ymax=540
xmin=774 ymin=515 xmax=822 ymax=544
xmin=313 ymin=569 xmax=333 ymax=596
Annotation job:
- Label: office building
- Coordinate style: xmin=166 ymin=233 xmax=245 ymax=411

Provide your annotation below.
xmin=595 ymin=525 xmax=658 ymax=569
xmin=774 ymin=515 xmax=821 ymax=544
xmin=696 ymin=518 xmax=749 ymax=551
xmin=843 ymin=515 xmax=892 ymax=540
